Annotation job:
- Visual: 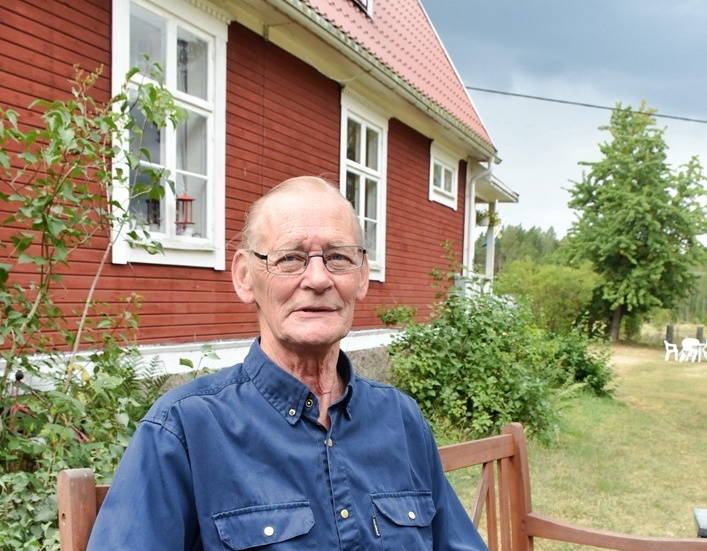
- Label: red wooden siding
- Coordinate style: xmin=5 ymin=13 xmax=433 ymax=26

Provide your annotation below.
xmin=0 ymin=2 xmax=468 ymax=350
xmin=363 ymin=118 xmax=465 ymax=324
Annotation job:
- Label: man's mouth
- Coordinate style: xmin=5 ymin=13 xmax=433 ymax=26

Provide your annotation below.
xmin=297 ymin=306 xmax=335 ymax=313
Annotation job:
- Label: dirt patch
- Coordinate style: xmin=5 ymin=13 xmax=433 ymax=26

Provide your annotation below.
xmin=609 ymin=344 xmax=663 ymax=372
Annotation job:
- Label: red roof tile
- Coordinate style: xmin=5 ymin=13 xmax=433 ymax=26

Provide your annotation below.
xmin=305 ymin=0 xmax=493 ymax=148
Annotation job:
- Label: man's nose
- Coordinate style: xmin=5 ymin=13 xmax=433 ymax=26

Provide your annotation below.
xmin=302 ymin=254 xmax=333 ymax=284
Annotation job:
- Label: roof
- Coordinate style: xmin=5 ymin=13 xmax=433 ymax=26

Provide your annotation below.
xmin=304 ymin=0 xmax=494 ymax=150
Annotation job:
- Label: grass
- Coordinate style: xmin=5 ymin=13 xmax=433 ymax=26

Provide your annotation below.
xmin=450 ymin=343 xmax=707 ymax=550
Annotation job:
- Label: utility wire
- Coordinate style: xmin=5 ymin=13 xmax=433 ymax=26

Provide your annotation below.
xmin=465 ymin=86 xmax=707 ymax=125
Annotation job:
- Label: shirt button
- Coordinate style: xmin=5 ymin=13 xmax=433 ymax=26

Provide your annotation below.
xmin=288 ymin=408 xmax=296 ymax=416
xmin=326 ymin=438 xmax=333 ymax=447
xmin=263 ymin=526 xmax=275 ymax=537
xmin=305 ymin=398 xmax=314 ymax=408
xmin=340 ymin=509 xmax=349 ymax=519
xmin=408 ymin=511 xmax=416 ymax=520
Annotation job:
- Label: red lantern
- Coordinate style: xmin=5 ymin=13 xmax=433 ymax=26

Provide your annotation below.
xmin=176 ymin=193 xmax=195 ymax=236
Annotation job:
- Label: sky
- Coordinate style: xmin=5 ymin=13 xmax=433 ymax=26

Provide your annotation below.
xmin=420 ymin=0 xmax=707 ymax=237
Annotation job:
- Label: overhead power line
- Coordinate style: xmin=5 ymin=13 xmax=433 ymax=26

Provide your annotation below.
xmin=465 ymin=86 xmax=707 ymax=125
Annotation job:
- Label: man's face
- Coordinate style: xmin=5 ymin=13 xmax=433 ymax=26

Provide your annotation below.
xmin=232 ymin=189 xmax=369 ymax=359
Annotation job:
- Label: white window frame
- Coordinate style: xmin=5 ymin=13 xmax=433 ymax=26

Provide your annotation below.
xmin=340 ymin=89 xmax=388 ymax=282
xmin=429 ymin=143 xmax=459 ymax=210
xmin=111 ymin=0 xmax=228 ymax=270
xmin=352 ymin=0 xmax=374 ymax=17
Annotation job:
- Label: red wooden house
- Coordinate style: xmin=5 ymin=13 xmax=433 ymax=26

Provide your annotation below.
xmin=0 ymin=0 xmax=517 ymax=371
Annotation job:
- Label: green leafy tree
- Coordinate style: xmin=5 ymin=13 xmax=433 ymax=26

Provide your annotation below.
xmin=475 ymin=224 xmax=560 ymax=274
xmin=494 ymin=259 xmax=598 ymax=334
xmin=566 ymin=103 xmax=707 ymax=341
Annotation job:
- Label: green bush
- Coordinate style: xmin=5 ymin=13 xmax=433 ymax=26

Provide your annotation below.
xmin=0 ymin=339 xmax=169 ymax=549
xmin=0 ymin=64 xmax=186 ymax=549
xmin=386 ymin=276 xmax=561 ymax=444
xmin=494 ymin=259 xmax=598 ymax=334
xmin=549 ymin=328 xmax=614 ymax=397
xmin=383 ymin=246 xmax=614 ymax=445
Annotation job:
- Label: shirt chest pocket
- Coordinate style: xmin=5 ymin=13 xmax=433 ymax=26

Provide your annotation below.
xmin=371 ymin=491 xmax=435 ymax=550
xmin=213 ymin=501 xmax=314 ymax=550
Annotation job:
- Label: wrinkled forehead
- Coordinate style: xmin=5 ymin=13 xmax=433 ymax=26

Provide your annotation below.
xmin=255 ymin=191 xmax=362 ymax=250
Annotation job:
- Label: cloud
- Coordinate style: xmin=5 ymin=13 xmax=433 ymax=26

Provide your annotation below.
xmin=422 ymin=0 xmax=707 ymax=236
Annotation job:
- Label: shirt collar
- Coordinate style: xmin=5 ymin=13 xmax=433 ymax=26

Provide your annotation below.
xmin=244 ymin=339 xmax=355 ymax=425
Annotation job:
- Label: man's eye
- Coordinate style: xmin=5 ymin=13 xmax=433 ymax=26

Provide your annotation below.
xmin=273 ymin=252 xmax=306 ymax=264
xmin=327 ymin=253 xmax=347 ymax=262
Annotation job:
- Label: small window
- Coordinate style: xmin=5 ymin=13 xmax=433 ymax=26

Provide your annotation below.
xmin=429 ymin=144 xmax=458 ymax=210
xmin=351 ymin=0 xmax=373 ymax=16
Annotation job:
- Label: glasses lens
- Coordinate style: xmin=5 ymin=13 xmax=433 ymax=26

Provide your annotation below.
xmin=267 ymin=250 xmax=308 ymax=274
xmin=324 ymin=247 xmax=363 ymax=273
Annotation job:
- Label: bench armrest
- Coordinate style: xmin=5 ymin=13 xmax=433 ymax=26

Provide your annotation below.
xmin=526 ymin=512 xmax=707 ymax=551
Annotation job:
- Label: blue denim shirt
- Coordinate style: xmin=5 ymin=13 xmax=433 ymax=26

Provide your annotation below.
xmin=88 ymin=340 xmax=487 ymax=551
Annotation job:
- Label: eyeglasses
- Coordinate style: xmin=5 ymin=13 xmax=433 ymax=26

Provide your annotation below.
xmin=249 ymin=246 xmax=367 ymax=275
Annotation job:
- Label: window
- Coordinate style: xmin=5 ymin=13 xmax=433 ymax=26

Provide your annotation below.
xmin=429 ymin=144 xmax=459 ymax=210
xmin=111 ymin=0 xmax=228 ymax=269
xmin=340 ymin=90 xmax=388 ymax=282
xmin=351 ymin=0 xmax=373 ymax=16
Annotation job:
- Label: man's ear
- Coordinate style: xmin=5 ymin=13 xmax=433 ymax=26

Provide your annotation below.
xmin=231 ymin=250 xmax=256 ymax=304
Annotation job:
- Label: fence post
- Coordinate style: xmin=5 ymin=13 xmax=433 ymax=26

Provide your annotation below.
xmin=666 ymin=324 xmax=674 ymax=343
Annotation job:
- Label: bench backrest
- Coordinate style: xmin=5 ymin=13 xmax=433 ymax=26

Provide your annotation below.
xmin=58 ymin=422 xmax=707 ymax=551
xmin=439 ymin=422 xmax=707 ymax=551
xmin=57 ymin=469 xmax=109 ymax=551
xmin=438 ymin=422 xmax=531 ymax=550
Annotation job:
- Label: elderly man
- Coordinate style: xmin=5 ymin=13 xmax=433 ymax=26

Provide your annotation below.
xmin=88 ymin=176 xmax=488 ymax=550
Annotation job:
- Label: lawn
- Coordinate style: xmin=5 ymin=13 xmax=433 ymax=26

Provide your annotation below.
xmin=450 ymin=343 xmax=707 ymax=550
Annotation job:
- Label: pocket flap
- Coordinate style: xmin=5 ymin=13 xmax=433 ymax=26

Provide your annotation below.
xmin=372 ymin=492 xmax=435 ymax=527
xmin=213 ymin=501 xmax=314 ymax=550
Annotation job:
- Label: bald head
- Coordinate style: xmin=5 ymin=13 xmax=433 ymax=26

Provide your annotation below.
xmin=240 ymin=176 xmax=363 ymax=251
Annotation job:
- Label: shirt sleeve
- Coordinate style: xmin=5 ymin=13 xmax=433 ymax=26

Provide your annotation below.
xmin=423 ymin=422 xmax=490 ymax=551
xmin=86 ymin=420 xmax=200 ymax=551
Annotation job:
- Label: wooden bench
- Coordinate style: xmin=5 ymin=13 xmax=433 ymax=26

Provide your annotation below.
xmin=58 ymin=422 xmax=707 ymax=551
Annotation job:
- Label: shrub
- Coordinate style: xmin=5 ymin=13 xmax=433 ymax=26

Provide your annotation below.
xmin=0 ymin=64 xmax=186 ymax=549
xmin=385 ymin=270 xmax=561 ymax=444
xmin=383 ymin=246 xmax=614 ymax=445
xmin=550 ymin=328 xmax=614 ymax=397
xmin=494 ymin=259 xmax=598 ymax=334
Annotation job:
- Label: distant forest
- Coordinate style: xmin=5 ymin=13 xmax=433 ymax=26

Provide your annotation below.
xmin=474 ymin=224 xmax=707 ymax=324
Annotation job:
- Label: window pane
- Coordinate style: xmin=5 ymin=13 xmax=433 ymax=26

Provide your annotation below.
xmin=365 ymin=128 xmax=378 ymax=170
xmin=346 ymin=171 xmax=360 ymax=211
xmin=347 ymin=119 xmax=361 ymax=163
xmin=364 ymin=179 xmax=377 ymax=261
xmin=175 ymin=173 xmax=207 ymax=238
xmin=444 ymin=167 xmax=453 ymax=193
xmin=176 ymin=110 xmax=207 ymax=176
xmin=364 ymin=220 xmax=377 ymax=261
xmin=129 ymin=102 xmax=162 ymax=165
xmin=130 ymin=4 xmax=166 ymax=73
xmin=177 ymin=27 xmax=208 ymax=100
xmin=433 ymin=162 xmax=442 ymax=190
xmin=365 ymin=178 xmax=377 ymax=219
xmin=130 ymin=169 xmax=164 ymax=232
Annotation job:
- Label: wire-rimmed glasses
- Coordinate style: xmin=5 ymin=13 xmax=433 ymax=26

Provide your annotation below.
xmin=249 ymin=246 xmax=366 ymax=275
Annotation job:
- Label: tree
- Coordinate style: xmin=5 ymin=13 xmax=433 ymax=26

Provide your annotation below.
xmin=474 ymin=224 xmax=560 ymax=274
xmin=494 ymin=259 xmax=598 ymax=334
xmin=566 ymin=103 xmax=707 ymax=341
